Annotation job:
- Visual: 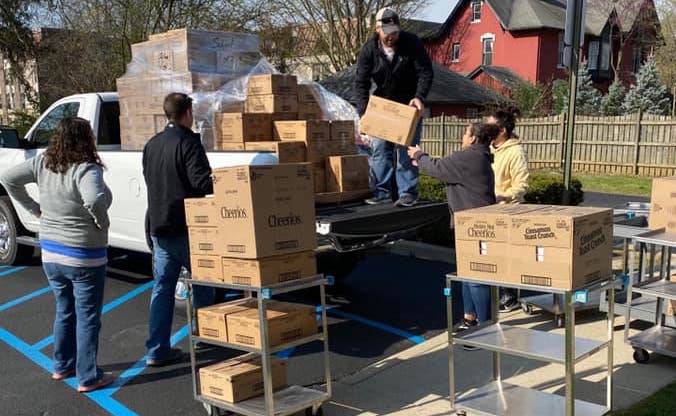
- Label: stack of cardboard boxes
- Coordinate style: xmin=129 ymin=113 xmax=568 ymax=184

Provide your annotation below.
xmin=214 ymin=74 xmax=370 ymax=202
xmin=454 ymin=204 xmax=614 ymax=290
xmin=116 ymin=29 xmax=260 ymax=150
xmin=648 ymin=176 xmax=676 ymax=315
xmin=185 ymin=163 xmax=320 ymax=403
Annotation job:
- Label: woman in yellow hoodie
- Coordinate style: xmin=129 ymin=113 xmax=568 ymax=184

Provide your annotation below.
xmin=488 ymin=108 xmax=530 ymax=312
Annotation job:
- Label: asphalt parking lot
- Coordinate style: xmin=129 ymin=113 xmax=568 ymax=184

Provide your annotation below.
xmin=0 ymin=249 xmax=455 ymax=416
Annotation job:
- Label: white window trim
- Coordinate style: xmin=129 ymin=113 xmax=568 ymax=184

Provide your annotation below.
xmin=480 ymin=33 xmax=495 ymax=41
xmin=481 ymin=35 xmax=494 ymax=66
xmin=557 ymin=32 xmax=566 ymax=69
xmin=471 ymin=0 xmax=482 ymax=23
xmin=452 ymin=43 xmax=461 ymax=62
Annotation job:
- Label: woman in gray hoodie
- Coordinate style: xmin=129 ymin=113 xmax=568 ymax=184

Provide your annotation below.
xmin=0 ymin=117 xmax=113 ymax=391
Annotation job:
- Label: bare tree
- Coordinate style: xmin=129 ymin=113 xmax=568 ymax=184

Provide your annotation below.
xmin=654 ymin=0 xmax=676 ymax=89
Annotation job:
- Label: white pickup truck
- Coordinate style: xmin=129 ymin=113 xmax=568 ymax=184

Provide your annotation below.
xmin=0 ymin=92 xmax=447 ymax=266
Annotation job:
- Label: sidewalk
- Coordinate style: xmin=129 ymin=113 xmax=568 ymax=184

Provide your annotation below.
xmin=324 ymin=308 xmax=676 ymax=415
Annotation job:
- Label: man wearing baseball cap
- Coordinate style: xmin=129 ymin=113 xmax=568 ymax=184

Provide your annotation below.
xmin=356 ymin=7 xmax=433 ymax=207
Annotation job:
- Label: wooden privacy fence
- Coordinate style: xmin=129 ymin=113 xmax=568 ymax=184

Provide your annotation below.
xmin=420 ymin=112 xmax=676 ymax=177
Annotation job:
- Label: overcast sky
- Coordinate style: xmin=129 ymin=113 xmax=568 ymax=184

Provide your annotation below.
xmin=416 ymin=0 xmax=459 ymax=23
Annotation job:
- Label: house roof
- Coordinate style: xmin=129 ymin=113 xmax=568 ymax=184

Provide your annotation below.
xmin=319 ymin=63 xmax=503 ymax=106
xmin=400 ymin=18 xmax=443 ymax=39
xmin=467 ymin=66 xmax=526 ymax=90
xmin=424 ymin=0 xmax=653 ymax=40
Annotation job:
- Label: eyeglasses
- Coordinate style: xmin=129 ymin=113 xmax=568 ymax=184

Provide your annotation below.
xmin=379 ymin=17 xmax=399 ymax=25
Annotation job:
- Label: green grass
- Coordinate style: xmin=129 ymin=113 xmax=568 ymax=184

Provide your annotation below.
xmin=536 ymin=171 xmax=653 ymax=197
xmin=612 ymin=381 xmax=676 ymax=415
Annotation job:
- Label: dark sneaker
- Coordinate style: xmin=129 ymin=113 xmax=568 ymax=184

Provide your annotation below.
xmin=499 ymin=297 xmax=520 ymax=313
xmin=77 ymin=372 xmax=115 ymax=393
xmin=146 ymin=347 xmax=184 ymax=367
xmin=456 ymin=319 xmax=478 ymax=332
xmin=365 ymin=195 xmax=391 ymax=205
xmin=394 ymin=194 xmax=418 ymax=207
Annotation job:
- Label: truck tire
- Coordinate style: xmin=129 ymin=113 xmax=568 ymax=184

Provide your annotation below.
xmin=0 ymin=195 xmax=34 ymax=265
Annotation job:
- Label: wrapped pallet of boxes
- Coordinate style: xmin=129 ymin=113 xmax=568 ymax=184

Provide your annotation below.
xmin=453 ymin=204 xmax=545 ymax=281
xmin=226 ymin=300 xmax=317 ymax=348
xmin=508 ymin=206 xmax=613 ymax=290
xmin=649 ymin=176 xmax=676 ymax=232
xmin=199 ymin=355 xmax=287 ymax=403
xmin=116 ymin=28 xmax=259 ymax=150
xmin=359 ymin=96 xmax=421 ymax=146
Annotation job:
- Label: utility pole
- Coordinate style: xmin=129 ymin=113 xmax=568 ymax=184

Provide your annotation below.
xmin=562 ymin=0 xmax=586 ymax=205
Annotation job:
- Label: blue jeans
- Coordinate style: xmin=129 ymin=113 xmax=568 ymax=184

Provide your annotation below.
xmin=370 ymin=121 xmax=422 ymax=200
xmin=44 ymin=262 xmax=106 ymax=387
xmin=147 ymin=235 xmax=214 ymax=360
xmin=462 ymin=282 xmax=492 ymax=323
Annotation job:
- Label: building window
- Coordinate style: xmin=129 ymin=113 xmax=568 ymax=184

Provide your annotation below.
xmin=632 ymin=47 xmax=643 ymax=73
xmin=558 ymin=32 xmax=565 ymax=67
xmin=452 ymin=43 xmax=460 ymax=62
xmin=600 ymin=32 xmax=611 ymax=70
xmin=482 ymin=37 xmax=494 ymax=66
xmin=588 ymin=40 xmax=600 ymax=70
xmin=471 ymin=1 xmax=482 ymax=23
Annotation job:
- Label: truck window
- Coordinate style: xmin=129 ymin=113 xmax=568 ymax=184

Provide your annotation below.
xmin=97 ymin=101 xmax=121 ymax=146
xmin=31 ymin=102 xmax=80 ymax=147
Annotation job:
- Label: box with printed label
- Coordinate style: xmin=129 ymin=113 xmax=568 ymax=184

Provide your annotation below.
xmin=273 ymin=121 xmax=331 ymax=162
xmin=188 ymin=227 xmax=229 ymax=256
xmin=226 ymin=300 xmax=318 ymax=348
xmin=199 ymin=355 xmax=287 ymax=403
xmin=245 ymin=95 xmax=298 ymax=114
xmin=190 ymin=254 xmax=224 ymax=282
xmin=326 ymin=155 xmax=369 ymax=192
xmin=197 ymin=300 xmax=257 ymax=342
xmin=222 ymin=251 xmax=316 ymax=287
xmin=649 ymin=176 xmax=676 ymax=232
xmin=244 ymin=141 xmax=306 ymax=163
xmin=455 ymin=240 xmax=511 ymax=281
xmin=297 ymin=84 xmax=318 ymax=102
xmin=247 ymin=74 xmax=298 ymax=96
xmin=214 ymin=113 xmax=272 ymax=143
xmin=508 ymin=206 xmax=613 ymax=290
xmin=360 ymin=96 xmax=421 ymax=146
xmin=312 ymin=163 xmax=327 ymax=193
xmin=330 ymin=120 xmax=355 ymax=142
xmin=211 ymin=163 xmax=316 ymax=258
xmin=454 ymin=204 xmax=545 ymax=243
xmin=185 ymin=197 xmax=219 ymax=227
xmin=297 ymin=101 xmax=323 ymax=120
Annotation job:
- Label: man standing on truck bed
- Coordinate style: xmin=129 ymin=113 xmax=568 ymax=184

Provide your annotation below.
xmin=355 ymin=7 xmax=433 ymax=207
xmin=142 ymin=92 xmax=214 ymax=366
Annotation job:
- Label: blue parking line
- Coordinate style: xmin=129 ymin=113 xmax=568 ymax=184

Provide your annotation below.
xmin=102 ymin=325 xmax=189 ymax=395
xmin=322 ymin=307 xmax=425 ymax=344
xmin=0 ymin=327 xmax=138 ymax=416
xmin=0 ymin=286 xmax=51 ymax=312
xmin=0 ymin=266 xmax=27 ymax=277
xmin=33 ymin=281 xmax=154 ymax=350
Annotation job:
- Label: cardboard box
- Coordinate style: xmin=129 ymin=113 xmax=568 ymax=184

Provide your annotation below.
xmin=245 ymin=95 xmax=298 ymax=114
xmin=197 ymin=300 xmax=257 ymax=342
xmin=455 ymin=240 xmax=511 ymax=281
xmin=297 ymin=101 xmax=323 ymax=120
xmin=188 ymin=227 xmax=229 ymax=255
xmin=247 ymin=74 xmax=298 ymax=96
xmin=667 ymin=299 xmax=676 ymax=316
xmin=297 ymin=84 xmax=318 ymax=102
xmin=313 ymin=164 xmax=327 ymax=193
xmin=326 ymin=155 xmax=369 ymax=192
xmin=269 ymin=113 xmax=299 ymax=123
xmin=509 ymin=206 xmax=614 ymax=290
xmin=185 ymin=197 xmax=219 ymax=227
xmin=649 ymin=176 xmax=676 ymax=232
xmin=226 ymin=300 xmax=317 ymax=348
xmin=273 ymin=121 xmax=331 ymax=162
xmin=200 ymin=356 xmax=286 ymax=403
xmin=214 ymin=113 xmax=272 ymax=143
xmin=211 ymin=164 xmax=317 ymax=258
xmin=222 ymin=251 xmax=316 ymax=286
xmin=214 ymin=142 xmax=246 ymax=151
xmin=191 ymin=254 xmax=224 ymax=282
xmin=454 ymin=204 xmax=545 ymax=243
xmin=330 ymin=120 xmax=355 ymax=142
xmin=244 ymin=141 xmax=306 ymax=163
xmin=360 ymin=96 xmax=421 ymax=147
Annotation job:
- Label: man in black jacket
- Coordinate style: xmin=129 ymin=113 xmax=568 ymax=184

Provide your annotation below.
xmin=142 ymin=92 xmax=214 ymax=366
xmin=355 ymin=7 xmax=433 ymax=207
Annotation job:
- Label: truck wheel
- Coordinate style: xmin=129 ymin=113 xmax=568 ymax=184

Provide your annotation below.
xmin=0 ymin=195 xmax=33 ymax=265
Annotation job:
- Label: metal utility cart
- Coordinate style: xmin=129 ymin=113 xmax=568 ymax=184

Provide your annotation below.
xmin=183 ymin=275 xmax=332 ymax=416
xmin=624 ymin=229 xmax=676 ymax=364
xmin=446 ymin=274 xmax=616 ymax=416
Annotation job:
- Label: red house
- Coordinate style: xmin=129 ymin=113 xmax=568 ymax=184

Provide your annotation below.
xmin=423 ymin=0 xmax=662 ymax=92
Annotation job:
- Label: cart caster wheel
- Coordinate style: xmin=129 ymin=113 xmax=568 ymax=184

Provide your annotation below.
xmin=633 ymin=348 xmax=650 ymax=364
xmin=456 ymin=411 xmax=467 ymax=416
xmin=305 ymin=406 xmax=324 ymax=416
xmin=521 ymin=303 xmax=533 ymax=315
xmin=556 ymin=315 xmax=565 ymax=328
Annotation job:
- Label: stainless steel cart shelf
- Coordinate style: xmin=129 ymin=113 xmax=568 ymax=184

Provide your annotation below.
xmin=446 ymin=274 xmax=615 ymax=416
xmin=454 ymin=323 xmax=609 ymax=364
xmin=196 ymin=386 xmax=330 ymax=416
xmin=601 ymin=297 xmax=676 ymax=327
xmin=454 ymin=381 xmax=609 ymax=416
xmin=184 ymin=275 xmax=332 ymax=416
xmin=624 ymin=228 xmax=676 ymax=364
